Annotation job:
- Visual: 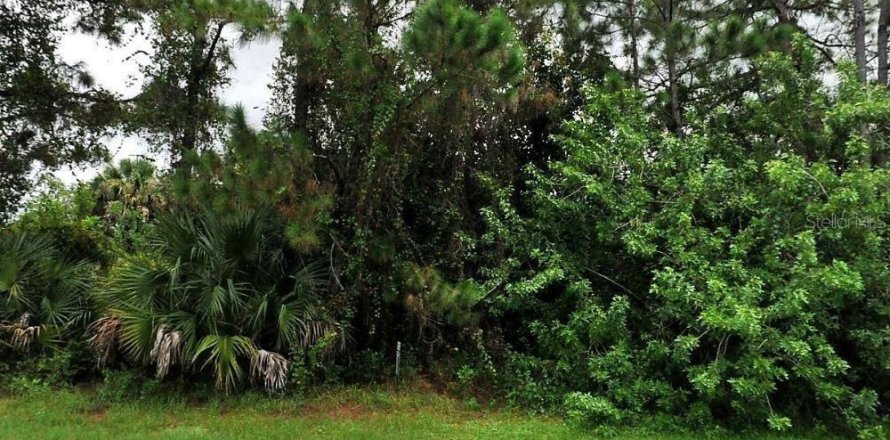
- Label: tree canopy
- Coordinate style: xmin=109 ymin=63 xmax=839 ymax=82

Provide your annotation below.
xmin=2 ymin=0 xmax=890 ymax=436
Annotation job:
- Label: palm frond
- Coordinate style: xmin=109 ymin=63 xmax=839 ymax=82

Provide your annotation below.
xmin=193 ymin=334 xmax=256 ymax=392
xmin=150 ymin=325 xmax=184 ymax=379
xmin=0 ymin=231 xmax=94 ymax=349
xmin=99 ymin=207 xmax=342 ymax=390
xmin=101 ymin=257 xmax=171 ymax=310
xmin=88 ymin=316 xmax=122 ymax=368
xmin=2 ymin=313 xmax=42 ymax=349
xmin=116 ymin=310 xmax=155 ymax=362
xmin=250 ymin=349 xmax=289 ymax=392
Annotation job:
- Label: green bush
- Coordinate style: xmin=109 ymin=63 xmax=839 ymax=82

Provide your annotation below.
xmin=11 ymin=340 xmax=95 ymax=386
xmin=0 ymin=230 xmax=95 ymax=352
xmin=564 ymin=392 xmax=623 ymax=425
xmin=3 ymin=13 xmax=890 ymax=438
xmin=96 ymin=369 xmax=151 ymax=403
xmin=473 ymin=41 xmax=890 ymax=435
xmin=94 ymin=207 xmax=343 ymax=392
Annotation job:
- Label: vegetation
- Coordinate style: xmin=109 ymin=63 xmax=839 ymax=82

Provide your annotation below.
xmin=0 ymin=383 xmax=850 ymax=439
xmin=97 ymin=207 xmax=341 ymax=392
xmin=2 ymin=0 xmax=890 ymax=437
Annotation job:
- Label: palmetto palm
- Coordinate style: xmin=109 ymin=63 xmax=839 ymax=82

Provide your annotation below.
xmin=94 ymin=159 xmax=166 ymax=217
xmin=0 ymin=231 xmax=94 ymax=350
xmin=95 ymin=208 xmax=341 ymax=392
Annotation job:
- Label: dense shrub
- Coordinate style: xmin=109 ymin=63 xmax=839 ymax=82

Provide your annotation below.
xmin=0 ymin=230 xmax=95 ymax=352
xmin=472 ymin=41 xmax=890 ymax=434
xmin=94 ymin=207 xmax=344 ymax=392
xmin=1 ymin=15 xmax=889 ymax=437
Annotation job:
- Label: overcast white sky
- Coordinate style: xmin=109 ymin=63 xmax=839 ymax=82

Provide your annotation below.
xmin=54 ymin=27 xmax=281 ymax=184
xmin=46 ymin=8 xmax=852 ymax=188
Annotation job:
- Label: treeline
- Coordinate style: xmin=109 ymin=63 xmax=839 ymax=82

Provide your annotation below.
xmin=2 ymin=0 xmax=890 ymax=436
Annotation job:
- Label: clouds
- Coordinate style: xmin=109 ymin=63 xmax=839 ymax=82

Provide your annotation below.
xmin=220 ymin=32 xmax=282 ymax=128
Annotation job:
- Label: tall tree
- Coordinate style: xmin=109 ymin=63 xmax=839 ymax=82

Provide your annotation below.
xmin=879 ymin=0 xmax=890 ymax=85
xmin=126 ymin=0 xmax=275 ymax=162
xmin=854 ymin=0 xmax=868 ymax=82
xmin=267 ymin=0 xmax=526 ymax=350
xmin=0 ymin=0 xmax=124 ymax=222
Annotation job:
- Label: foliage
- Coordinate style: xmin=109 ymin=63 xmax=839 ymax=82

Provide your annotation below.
xmin=4 ymin=0 xmax=890 ymax=436
xmin=473 ymin=41 xmax=890 ymax=434
xmin=0 ymin=230 xmax=95 ymax=351
xmin=91 ymin=159 xmax=167 ymax=254
xmin=266 ymin=0 xmax=535 ymax=359
xmin=9 ymin=340 xmax=96 ymax=386
xmin=96 ymin=207 xmax=342 ymax=392
xmin=95 ymin=368 xmax=163 ymax=403
xmin=172 ymin=107 xmax=332 ymax=253
xmin=0 ymin=0 xmax=122 ymax=221
xmin=125 ymin=0 xmax=276 ymax=159
xmin=11 ymin=176 xmax=111 ymax=262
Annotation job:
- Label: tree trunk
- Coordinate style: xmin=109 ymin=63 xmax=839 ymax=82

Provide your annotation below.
xmin=770 ymin=0 xmax=793 ymax=23
xmin=179 ymin=22 xmax=224 ymax=164
xmin=879 ymin=0 xmax=890 ymax=85
xmin=854 ymin=0 xmax=868 ymax=82
xmin=668 ymin=56 xmax=682 ymax=133
xmin=628 ymin=0 xmax=640 ymax=87
xmin=665 ymin=0 xmax=682 ymax=133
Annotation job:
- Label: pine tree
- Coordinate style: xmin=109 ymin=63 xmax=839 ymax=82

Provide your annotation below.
xmin=267 ymin=0 xmax=526 ymax=350
xmin=126 ymin=0 xmax=276 ymax=161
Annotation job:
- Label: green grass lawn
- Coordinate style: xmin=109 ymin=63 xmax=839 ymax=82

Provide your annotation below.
xmin=0 ymin=385 xmax=845 ymax=440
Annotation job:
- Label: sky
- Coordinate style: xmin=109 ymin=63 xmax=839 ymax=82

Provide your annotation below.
xmin=44 ymin=7 xmax=848 ymax=188
xmin=54 ymin=25 xmax=281 ymax=185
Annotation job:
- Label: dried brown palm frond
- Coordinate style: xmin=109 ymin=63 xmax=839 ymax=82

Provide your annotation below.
xmin=10 ymin=324 xmax=42 ymax=349
xmin=1 ymin=313 xmax=42 ymax=349
xmin=149 ymin=325 xmax=184 ymax=379
xmin=250 ymin=349 xmax=290 ymax=392
xmin=88 ymin=316 xmax=122 ymax=368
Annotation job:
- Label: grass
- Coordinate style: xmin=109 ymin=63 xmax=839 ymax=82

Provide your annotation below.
xmin=0 ymin=383 xmax=846 ymax=440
